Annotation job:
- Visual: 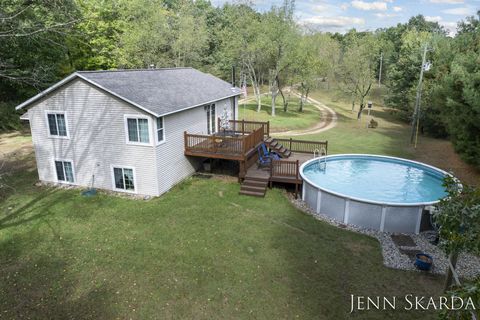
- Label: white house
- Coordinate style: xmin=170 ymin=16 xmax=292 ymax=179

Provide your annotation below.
xmin=16 ymin=68 xmax=242 ymax=196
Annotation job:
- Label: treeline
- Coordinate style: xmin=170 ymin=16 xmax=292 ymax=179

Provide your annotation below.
xmin=0 ymin=1 xmax=478 ymax=167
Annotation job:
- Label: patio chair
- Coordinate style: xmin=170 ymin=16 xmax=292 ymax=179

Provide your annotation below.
xmin=260 ymin=143 xmax=280 ymax=160
xmin=257 ymin=146 xmax=272 ymax=168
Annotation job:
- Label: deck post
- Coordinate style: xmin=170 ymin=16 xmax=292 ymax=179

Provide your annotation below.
xmin=243 ymin=135 xmax=247 ymax=155
xmin=239 ymin=161 xmax=245 ymax=182
xmin=290 ymin=138 xmax=292 ymax=150
xmin=267 ymin=121 xmax=270 ymax=136
xmin=184 ymin=131 xmax=187 ymax=151
xmin=296 ymin=160 xmax=299 ymax=180
xmin=242 ymin=119 xmax=245 ymax=135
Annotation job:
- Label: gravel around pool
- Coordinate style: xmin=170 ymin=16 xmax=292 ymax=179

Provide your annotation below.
xmin=289 ymin=195 xmax=480 ymax=280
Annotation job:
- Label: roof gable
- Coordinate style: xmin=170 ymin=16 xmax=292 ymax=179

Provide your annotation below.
xmin=16 ymin=68 xmax=242 ymax=117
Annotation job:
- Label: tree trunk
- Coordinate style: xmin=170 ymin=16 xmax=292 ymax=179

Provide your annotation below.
xmin=284 ymin=81 xmax=293 ymax=112
xmin=444 ymin=251 xmax=459 ymax=292
xmin=254 ymin=84 xmax=261 ymax=112
xmin=299 ymin=83 xmax=309 ymax=112
xmin=357 ymin=83 xmax=372 ymax=119
xmin=245 ymin=61 xmax=262 ymax=112
xmin=351 ymin=99 xmax=355 ymax=111
xmin=277 ymin=76 xmax=287 ymax=112
xmin=269 ymin=70 xmax=278 ymax=117
xmin=271 ymin=93 xmax=276 ymax=117
xmin=357 ymin=103 xmax=365 ymax=119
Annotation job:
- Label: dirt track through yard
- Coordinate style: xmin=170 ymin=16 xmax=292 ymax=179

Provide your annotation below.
xmin=271 ymin=93 xmax=337 ymax=136
xmin=238 ymin=92 xmax=338 ymax=136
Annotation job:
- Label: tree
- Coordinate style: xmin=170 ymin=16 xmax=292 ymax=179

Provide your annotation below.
xmin=117 ymin=0 xmax=209 ymax=69
xmin=383 ymin=15 xmax=447 ymax=129
xmin=440 ymin=277 xmax=480 ymax=320
xmin=0 ymin=0 xmax=79 ymax=88
xmin=385 ymin=29 xmax=433 ymax=120
xmin=68 ymin=0 xmax=125 ymax=70
xmin=440 ymin=12 xmax=480 ymax=167
xmin=337 ymin=34 xmax=378 ymax=119
xmin=0 ymin=0 xmax=80 ymax=131
xmin=433 ymin=176 xmax=480 ymax=291
xmin=170 ymin=1 xmax=209 ymax=68
xmin=261 ymin=0 xmax=296 ymax=117
xmin=291 ymin=33 xmax=335 ymax=112
xmin=116 ymin=0 xmax=171 ymax=68
xmin=217 ymin=3 xmax=266 ymax=112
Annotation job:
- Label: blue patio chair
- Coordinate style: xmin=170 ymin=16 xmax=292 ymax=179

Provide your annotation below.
xmin=260 ymin=143 xmax=280 ymax=160
xmin=257 ymin=146 xmax=272 ymax=167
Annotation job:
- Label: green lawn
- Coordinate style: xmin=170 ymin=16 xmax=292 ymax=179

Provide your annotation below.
xmin=281 ymin=88 xmax=414 ymax=158
xmin=0 ymin=164 xmax=444 ymax=319
xmin=239 ymin=96 xmax=320 ymax=132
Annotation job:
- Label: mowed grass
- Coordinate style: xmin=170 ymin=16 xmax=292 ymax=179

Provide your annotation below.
xmin=285 ymin=88 xmax=414 ymax=158
xmin=239 ymin=96 xmax=320 ymax=132
xmin=0 ymin=167 xmax=444 ymax=319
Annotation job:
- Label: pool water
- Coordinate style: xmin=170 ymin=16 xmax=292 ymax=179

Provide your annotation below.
xmin=302 ymin=155 xmax=447 ymax=204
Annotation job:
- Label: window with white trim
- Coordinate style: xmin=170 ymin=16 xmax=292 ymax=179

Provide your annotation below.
xmin=156 ymin=117 xmax=164 ymax=143
xmin=55 ymin=160 xmax=74 ymax=183
xmin=113 ymin=167 xmax=135 ymax=191
xmin=126 ymin=117 xmax=150 ymax=143
xmin=47 ymin=112 xmax=68 ymax=137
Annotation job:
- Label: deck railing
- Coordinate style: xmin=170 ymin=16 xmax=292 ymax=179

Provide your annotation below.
xmin=184 ymin=133 xmax=244 ymax=156
xmin=275 ymin=138 xmax=328 ymax=154
xmin=244 ymin=125 xmax=264 ymax=153
xmin=184 ymin=124 xmax=265 ymax=159
xmin=270 ymin=159 xmax=300 ymax=180
xmin=219 ymin=119 xmax=270 ymax=136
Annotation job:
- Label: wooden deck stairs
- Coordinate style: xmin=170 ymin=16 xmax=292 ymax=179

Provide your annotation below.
xmin=239 ymin=177 xmax=269 ymax=197
xmin=265 ymin=137 xmax=291 ymax=158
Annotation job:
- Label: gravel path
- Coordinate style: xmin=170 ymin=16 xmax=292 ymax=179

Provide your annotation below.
xmin=289 ymin=195 xmax=480 ymax=279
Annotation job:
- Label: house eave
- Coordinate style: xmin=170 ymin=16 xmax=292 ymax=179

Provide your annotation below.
xmin=15 ymin=73 xmax=79 ymax=111
xmin=156 ymin=91 xmax=242 ymax=118
xmin=15 ymin=71 xmax=242 ymax=119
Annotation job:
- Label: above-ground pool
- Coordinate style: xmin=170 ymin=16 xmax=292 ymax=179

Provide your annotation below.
xmin=300 ymin=154 xmax=449 ymax=234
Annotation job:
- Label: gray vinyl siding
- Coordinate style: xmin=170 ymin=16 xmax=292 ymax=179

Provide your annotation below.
xmin=155 ymin=97 xmax=236 ymax=195
xmin=28 ymin=79 xmax=159 ymax=196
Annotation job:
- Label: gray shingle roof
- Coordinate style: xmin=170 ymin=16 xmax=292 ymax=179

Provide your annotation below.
xmin=16 ymin=68 xmax=242 ymax=116
xmin=77 ymin=68 xmax=241 ymax=116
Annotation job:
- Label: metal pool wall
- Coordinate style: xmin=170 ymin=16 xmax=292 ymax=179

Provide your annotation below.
xmin=302 ymin=180 xmax=425 ymax=234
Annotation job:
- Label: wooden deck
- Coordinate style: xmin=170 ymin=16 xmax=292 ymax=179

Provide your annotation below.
xmin=184 ymin=118 xmax=328 ymax=197
xmin=184 ymin=120 xmax=268 ymax=161
xmin=245 ymin=152 xmax=313 ymax=182
xmin=244 ymin=152 xmax=314 ymax=197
